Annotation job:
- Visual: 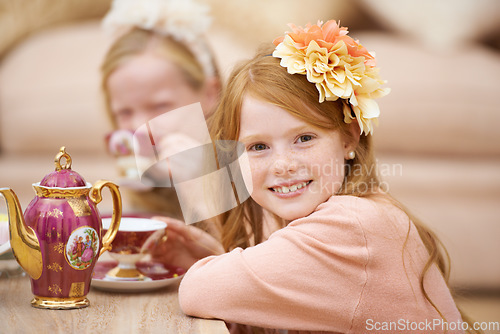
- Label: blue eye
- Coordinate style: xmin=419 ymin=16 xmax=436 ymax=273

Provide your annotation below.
xmin=297 ymin=135 xmax=313 ymax=143
xmin=249 ymin=143 xmax=268 ymax=151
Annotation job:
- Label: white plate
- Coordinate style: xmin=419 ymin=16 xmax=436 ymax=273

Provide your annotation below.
xmin=91 ymin=274 xmax=183 ymax=293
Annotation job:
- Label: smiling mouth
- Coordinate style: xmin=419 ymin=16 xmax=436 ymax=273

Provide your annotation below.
xmin=270 ymin=180 xmax=312 ymax=194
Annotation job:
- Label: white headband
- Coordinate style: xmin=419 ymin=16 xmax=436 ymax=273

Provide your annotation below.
xmin=102 ymin=0 xmax=216 ymax=78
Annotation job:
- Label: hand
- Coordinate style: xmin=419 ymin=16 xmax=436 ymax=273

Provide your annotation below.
xmin=143 ymin=216 xmax=224 ymax=270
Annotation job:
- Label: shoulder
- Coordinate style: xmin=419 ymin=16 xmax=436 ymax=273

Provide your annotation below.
xmin=282 ymin=194 xmax=408 ymax=241
xmin=293 ymin=194 xmax=400 ymax=226
xmin=314 ymin=195 xmax=382 ymax=217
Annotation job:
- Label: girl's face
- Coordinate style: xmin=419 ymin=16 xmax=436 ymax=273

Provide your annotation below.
xmin=107 ymin=53 xmax=204 ymax=130
xmin=238 ymin=96 xmax=351 ymax=221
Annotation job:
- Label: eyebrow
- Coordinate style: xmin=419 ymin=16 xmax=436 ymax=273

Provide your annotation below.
xmin=238 ymin=134 xmax=261 ymax=144
xmin=238 ymin=125 xmax=313 ymax=143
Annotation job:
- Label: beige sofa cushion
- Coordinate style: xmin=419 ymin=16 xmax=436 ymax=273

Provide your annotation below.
xmin=356 ymin=32 xmax=500 ymax=157
xmin=379 ymin=154 xmax=500 ymax=289
xmin=0 ymin=21 xmax=111 ymax=154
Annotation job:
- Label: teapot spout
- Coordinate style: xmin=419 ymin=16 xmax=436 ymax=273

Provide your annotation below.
xmin=0 ymin=188 xmax=42 ymax=279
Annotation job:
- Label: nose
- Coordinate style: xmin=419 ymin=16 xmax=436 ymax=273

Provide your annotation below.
xmin=271 ymin=152 xmax=298 ymax=176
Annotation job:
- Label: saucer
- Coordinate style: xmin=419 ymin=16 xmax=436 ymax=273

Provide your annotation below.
xmin=92 ymin=260 xmax=185 ymax=293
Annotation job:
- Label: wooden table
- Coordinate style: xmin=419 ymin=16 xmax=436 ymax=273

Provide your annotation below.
xmin=0 ymin=260 xmax=229 ymax=334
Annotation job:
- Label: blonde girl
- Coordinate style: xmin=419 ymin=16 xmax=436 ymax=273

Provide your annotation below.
xmin=178 ymin=21 xmax=477 ymax=334
xmin=99 ymin=0 xmax=221 ymax=217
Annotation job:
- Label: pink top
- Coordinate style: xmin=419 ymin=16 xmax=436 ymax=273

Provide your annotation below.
xmin=179 ymin=195 xmax=463 ymax=333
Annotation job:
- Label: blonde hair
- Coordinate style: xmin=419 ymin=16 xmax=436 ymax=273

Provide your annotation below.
xmin=209 ymin=45 xmax=479 ymax=334
xmin=101 ymin=27 xmax=219 ymax=128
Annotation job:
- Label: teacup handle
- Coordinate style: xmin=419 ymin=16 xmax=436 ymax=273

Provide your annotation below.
xmin=89 ymin=180 xmax=122 ymax=257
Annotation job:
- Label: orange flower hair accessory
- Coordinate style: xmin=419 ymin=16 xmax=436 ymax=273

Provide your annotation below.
xmin=273 ymin=20 xmax=390 ymax=135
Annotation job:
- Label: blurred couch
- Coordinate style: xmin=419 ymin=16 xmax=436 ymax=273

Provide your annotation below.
xmin=0 ymin=0 xmax=499 ymax=290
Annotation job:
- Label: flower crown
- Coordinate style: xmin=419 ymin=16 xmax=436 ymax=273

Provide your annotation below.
xmin=272 ymin=20 xmax=390 ymax=135
xmin=102 ymin=0 xmax=215 ymax=77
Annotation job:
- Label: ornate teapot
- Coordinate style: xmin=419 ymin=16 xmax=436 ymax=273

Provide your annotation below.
xmin=0 ymin=147 xmax=121 ymax=309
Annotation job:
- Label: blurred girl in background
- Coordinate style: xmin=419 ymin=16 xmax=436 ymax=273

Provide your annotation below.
xmin=100 ymin=0 xmax=221 ymax=218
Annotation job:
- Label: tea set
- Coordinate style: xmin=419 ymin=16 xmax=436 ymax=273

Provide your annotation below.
xmin=0 ymin=147 xmax=182 ymax=309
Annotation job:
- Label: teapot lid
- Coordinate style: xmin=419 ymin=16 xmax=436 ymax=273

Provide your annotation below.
xmin=39 ymin=147 xmax=87 ymax=188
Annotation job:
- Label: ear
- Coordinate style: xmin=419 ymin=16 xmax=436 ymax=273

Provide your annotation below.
xmin=344 ymin=121 xmax=361 ymax=159
xmin=201 ymin=77 xmax=221 ymax=118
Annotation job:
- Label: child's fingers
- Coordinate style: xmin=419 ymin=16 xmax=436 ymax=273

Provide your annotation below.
xmin=152 ymin=216 xmax=198 ymax=240
xmin=141 ymin=227 xmax=180 ymax=253
xmin=151 ymin=216 xmax=224 ymax=256
xmin=141 ymin=229 xmax=164 ymax=252
xmin=151 ymin=216 xmax=192 ymax=239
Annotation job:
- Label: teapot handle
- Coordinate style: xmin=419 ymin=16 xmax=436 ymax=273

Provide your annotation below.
xmin=89 ymin=180 xmax=122 ymax=257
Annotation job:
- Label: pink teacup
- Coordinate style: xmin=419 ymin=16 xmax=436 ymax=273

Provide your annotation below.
xmin=102 ymin=217 xmax=166 ymax=281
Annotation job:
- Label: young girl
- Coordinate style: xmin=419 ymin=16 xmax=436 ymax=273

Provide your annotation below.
xmin=176 ymin=21 xmax=474 ymax=333
xmin=100 ymin=0 xmax=221 ymax=218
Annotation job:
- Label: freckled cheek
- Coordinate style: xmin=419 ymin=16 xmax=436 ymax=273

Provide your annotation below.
xmin=299 ymin=148 xmax=327 ymax=167
xmin=298 ymin=146 xmax=330 ymax=162
xmin=304 ymin=154 xmax=346 ymax=187
xmin=248 ymin=159 xmax=269 ymax=188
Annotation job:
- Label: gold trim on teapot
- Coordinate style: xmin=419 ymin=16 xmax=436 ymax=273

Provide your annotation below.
xmin=33 ymin=184 xmax=91 ymax=198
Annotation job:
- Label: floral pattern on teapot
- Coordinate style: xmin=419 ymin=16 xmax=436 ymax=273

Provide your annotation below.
xmin=65 ymin=227 xmax=99 ymax=270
